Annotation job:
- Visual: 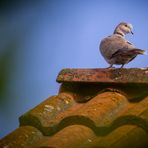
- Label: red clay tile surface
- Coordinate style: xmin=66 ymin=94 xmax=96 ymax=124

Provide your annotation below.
xmin=0 ymin=68 xmax=148 ymax=148
xmin=0 ymin=126 xmax=43 ymax=148
xmin=57 ymin=68 xmax=148 ymax=83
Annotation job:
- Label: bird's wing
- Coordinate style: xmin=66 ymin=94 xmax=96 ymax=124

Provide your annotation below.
xmin=100 ymin=35 xmax=135 ymax=60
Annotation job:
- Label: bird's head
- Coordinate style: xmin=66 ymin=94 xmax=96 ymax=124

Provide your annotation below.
xmin=114 ymin=22 xmax=133 ymax=36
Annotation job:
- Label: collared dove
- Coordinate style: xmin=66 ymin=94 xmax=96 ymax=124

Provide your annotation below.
xmin=99 ymin=22 xmax=146 ymax=68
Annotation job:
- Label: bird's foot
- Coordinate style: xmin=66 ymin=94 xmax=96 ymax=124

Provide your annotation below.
xmin=107 ymin=65 xmax=115 ymax=69
xmin=120 ymin=64 xmax=124 ymax=68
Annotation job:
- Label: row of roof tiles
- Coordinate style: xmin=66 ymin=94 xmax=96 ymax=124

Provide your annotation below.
xmin=0 ymin=68 xmax=148 ymax=147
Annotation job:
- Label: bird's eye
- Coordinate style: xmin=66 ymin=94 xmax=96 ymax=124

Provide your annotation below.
xmin=124 ymin=24 xmax=128 ymax=27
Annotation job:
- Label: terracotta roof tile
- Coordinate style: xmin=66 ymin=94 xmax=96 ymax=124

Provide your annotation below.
xmin=85 ymin=125 xmax=148 ymax=148
xmin=57 ymin=68 xmax=148 ymax=83
xmin=36 ymin=125 xmax=148 ymax=148
xmin=19 ymin=92 xmax=148 ymax=137
xmin=37 ymin=125 xmax=96 ymax=148
xmin=0 ymin=126 xmax=43 ymax=148
xmin=1 ymin=68 xmax=148 ymax=148
xmin=19 ymin=93 xmax=76 ymax=136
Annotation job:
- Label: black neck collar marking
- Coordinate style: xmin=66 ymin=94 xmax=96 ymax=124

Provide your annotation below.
xmin=115 ymin=32 xmax=124 ymax=37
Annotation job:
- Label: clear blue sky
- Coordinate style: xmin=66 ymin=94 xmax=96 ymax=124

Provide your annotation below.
xmin=0 ymin=0 xmax=148 ymax=138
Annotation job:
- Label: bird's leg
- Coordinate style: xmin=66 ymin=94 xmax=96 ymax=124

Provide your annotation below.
xmin=120 ymin=64 xmax=124 ymax=68
xmin=107 ymin=64 xmax=114 ymax=69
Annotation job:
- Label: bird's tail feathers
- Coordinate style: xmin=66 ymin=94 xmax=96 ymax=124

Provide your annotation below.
xmin=131 ymin=48 xmax=146 ymax=55
xmin=143 ymin=50 xmax=148 ymax=55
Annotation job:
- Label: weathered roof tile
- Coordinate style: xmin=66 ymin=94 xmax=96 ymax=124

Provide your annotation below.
xmin=36 ymin=125 xmax=96 ymax=148
xmin=0 ymin=126 xmax=43 ymax=148
xmin=19 ymin=92 xmax=148 ymax=137
xmin=19 ymin=93 xmax=76 ymax=136
xmin=88 ymin=125 xmax=148 ymax=148
xmin=36 ymin=125 xmax=148 ymax=148
xmin=57 ymin=68 xmax=148 ymax=83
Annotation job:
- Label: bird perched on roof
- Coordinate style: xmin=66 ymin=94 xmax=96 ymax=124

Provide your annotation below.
xmin=99 ymin=22 xmax=146 ymax=68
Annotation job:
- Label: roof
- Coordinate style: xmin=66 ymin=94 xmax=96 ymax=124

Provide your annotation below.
xmin=0 ymin=68 xmax=148 ymax=148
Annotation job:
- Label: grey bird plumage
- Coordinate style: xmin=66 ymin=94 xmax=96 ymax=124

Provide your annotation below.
xmin=99 ymin=22 xmax=145 ymax=68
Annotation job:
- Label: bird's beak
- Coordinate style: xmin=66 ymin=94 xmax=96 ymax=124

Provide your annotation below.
xmin=131 ymin=31 xmax=134 ymax=35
